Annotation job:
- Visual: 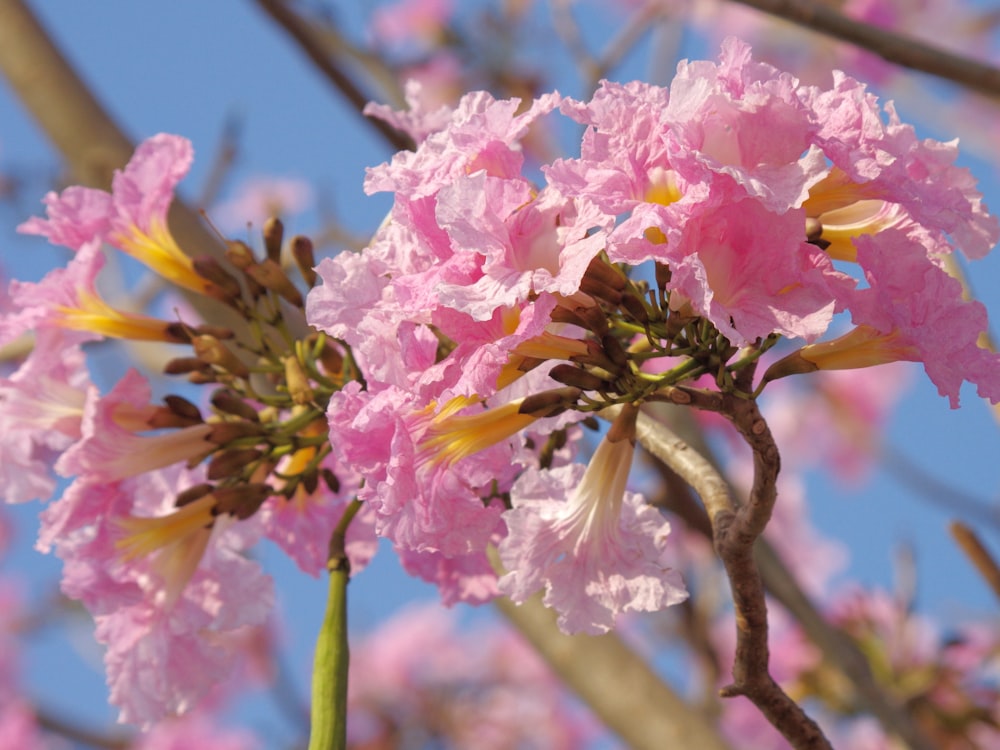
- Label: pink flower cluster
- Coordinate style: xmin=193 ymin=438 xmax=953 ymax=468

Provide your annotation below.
xmin=307 ymin=37 xmax=998 ymax=633
xmin=3 ymin=135 xmax=370 ymax=726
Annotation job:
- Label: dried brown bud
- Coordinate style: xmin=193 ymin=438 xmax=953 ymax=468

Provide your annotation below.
xmin=175 ymin=483 xmax=215 ymax=508
xmin=213 ymin=483 xmax=272 ymax=520
xmin=601 ymin=334 xmax=629 ymax=370
xmin=583 ymin=255 xmax=627 ymax=292
xmin=206 ymin=421 xmax=266 ymax=445
xmin=246 ymin=259 xmax=304 ymax=307
xmin=207 ymin=448 xmax=265 ymax=480
xmin=163 ymin=323 xmax=194 ymax=344
xmin=164 ymin=394 xmax=203 ymax=423
xmin=192 ymin=256 xmax=242 ymax=302
xmin=620 ymin=293 xmax=649 ymax=326
xmin=518 ymin=387 xmax=582 ymax=418
xmin=211 ymin=390 xmax=260 ymax=421
xmin=548 ymin=364 xmax=608 ymax=392
xmin=263 ymin=217 xmax=284 ymax=264
xmin=654 ymin=261 xmax=671 ymax=290
xmin=164 ymin=356 xmax=214 ymax=376
xmin=290 ymin=235 xmax=317 ymax=287
xmin=578 ymin=275 xmax=622 ymax=306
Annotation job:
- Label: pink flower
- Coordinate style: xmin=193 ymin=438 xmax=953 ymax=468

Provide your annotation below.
xmin=212 ymin=176 xmax=314 ymax=231
xmin=498 ymin=423 xmax=687 ymax=635
xmin=794 ymin=228 xmax=1000 ymax=407
xmin=19 ymin=134 xmax=215 ymax=295
xmin=55 ymin=368 xmax=212 ymax=483
xmin=0 ymin=329 xmax=93 ymax=503
xmin=46 ymin=466 xmax=274 ymax=726
xmin=135 ymin=714 xmax=259 ymax=750
xmin=3 ymin=239 xmax=185 ymax=345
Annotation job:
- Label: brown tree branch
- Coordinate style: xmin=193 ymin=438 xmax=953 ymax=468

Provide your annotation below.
xmin=726 ymin=0 xmax=1000 ymax=98
xmin=251 ymin=0 xmax=415 ymax=153
xmin=493 ymin=581 xmax=734 ymax=750
xmin=950 ymin=521 xmax=1000 ymax=604
xmin=634 ymin=399 xmax=832 ymax=749
xmin=641 ymin=395 xmax=938 ymax=750
xmin=0 ymin=0 xmax=243 ymax=326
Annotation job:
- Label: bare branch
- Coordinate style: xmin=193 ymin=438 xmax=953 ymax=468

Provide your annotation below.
xmin=950 ymin=521 xmax=1000 ymax=604
xmin=493 ymin=580 xmax=734 ymax=750
xmin=727 ymin=0 xmax=1000 ymax=97
xmin=634 ymin=401 xmax=832 ymax=749
xmin=252 ymin=0 xmax=415 ymax=153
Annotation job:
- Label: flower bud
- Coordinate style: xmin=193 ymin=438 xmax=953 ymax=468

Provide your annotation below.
xmin=207 ymin=448 xmax=265 ymax=480
xmin=213 ymin=483 xmax=272 ymax=520
xmin=548 ymin=364 xmax=608 ymax=392
xmin=290 ymin=235 xmax=317 ymax=287
xmin=193 ymin=335 xmax=250 ymax=379
xmin=263 ymin=216 xmax=284 ymax=264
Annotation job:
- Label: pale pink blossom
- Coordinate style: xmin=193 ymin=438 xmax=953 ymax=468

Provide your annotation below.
xmin=212 ymin=176 xmax=313 ymax=231
xmin=46 ymin=466 xmax=273 ymax=726
xmin=498 ymin=435 xmax=687 ymax=635
xmin=19 ymin=134 xmax=212 ymax=295
xmin=134 ymin=714 xmax=259 ymax=750
xmin=0 ymin=329 xmax=93 ymax=503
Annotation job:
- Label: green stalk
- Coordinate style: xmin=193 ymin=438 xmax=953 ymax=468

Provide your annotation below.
xmin=308 ymin=499 xmax=362 ymax=750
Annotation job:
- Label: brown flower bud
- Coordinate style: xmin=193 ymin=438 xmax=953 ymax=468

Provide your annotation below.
xmin=193 ymin=335 xmax=250 ymax=379
xmin=246 ymin=259 xmax=304 ymax=308
xmin=206 ymin=421 xmax=266 ymax=445
xmin=175 ymin=483 xmax=215 ymax=508
xmin=211 ymin=390 xmax=261 ymax=421
xmin=518 ymin=387 xmax=582 ymax=418
xmin=290 ymin=235 xmax=317 ymax=287
xmin=192 ymin=256 xmax=242 ymax=302
xmin=207 ymin=448 xmax=265 ymax=480
xmin=213 ymin=483 xmax=272 ymax=520
xmin=263 ymin=217 xmax=284 ymax=264
xmin=548 ymin=364 xmax=608 ymax=392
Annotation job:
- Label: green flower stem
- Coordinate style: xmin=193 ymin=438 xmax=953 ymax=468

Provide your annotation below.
xmin=308 ymin=499 xmax=362 ymax=750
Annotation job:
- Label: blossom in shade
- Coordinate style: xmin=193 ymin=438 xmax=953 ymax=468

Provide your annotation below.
xmin=498 ymin=409 xmax=687 ymax=634
xmin=0 ymin=328 xmax=94 ymax=503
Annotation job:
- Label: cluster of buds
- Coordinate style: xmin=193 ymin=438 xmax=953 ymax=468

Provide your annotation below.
xmin=150 ymin=218 xmax=355 ymax=521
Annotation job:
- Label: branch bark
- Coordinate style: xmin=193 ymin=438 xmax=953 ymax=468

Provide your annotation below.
xmin=727 ymin=0 xmax=1000 ymax=98
xmin=634 ymin=399 xmax=833 ymax=749
xmin=493 ymin=587 xmax=734 ymax=750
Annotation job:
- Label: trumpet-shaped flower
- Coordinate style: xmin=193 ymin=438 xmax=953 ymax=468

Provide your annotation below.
xmin=19 ymin=134 xmax=214 ymax=295
xmin=498 ymin=432 xmax=687 ymax=635
xmin=44 ymin=466 xmax=273 ymax=727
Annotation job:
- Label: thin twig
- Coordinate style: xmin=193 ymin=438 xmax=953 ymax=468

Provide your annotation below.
xmin=950 ymin=521 xmax=1000 ymax=604
xmin=726 ymin=0 xmax=1000 ymax=98
xmin=252 ymin=0 xmax=415 ymax=153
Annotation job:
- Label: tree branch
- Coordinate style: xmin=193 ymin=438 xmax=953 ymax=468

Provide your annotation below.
xmin=493 ymin=581 xmax=734 ymax=750
xmin=727 ymin=0 xmax=1000 ymax=97
xmin=634 ymin=400 xmax=832 ymax=749
xmin=251 ymin=0 xmax=415 ymax=153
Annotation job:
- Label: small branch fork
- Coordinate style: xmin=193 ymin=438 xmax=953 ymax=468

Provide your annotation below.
xmin=635 ymin=390 xmax=832 ymax=750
